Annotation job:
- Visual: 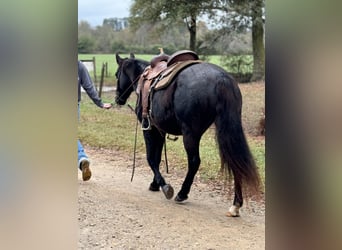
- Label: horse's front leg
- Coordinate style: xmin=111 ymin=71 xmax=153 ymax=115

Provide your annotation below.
xmin=175 ymin=133 xmax=201 ymax=202
xmin=143 ymin=128 xmax=174 ymax=199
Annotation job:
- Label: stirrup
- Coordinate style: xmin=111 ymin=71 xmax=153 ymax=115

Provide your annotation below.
xmin=141 ymin=117 xmax=151 ymax=130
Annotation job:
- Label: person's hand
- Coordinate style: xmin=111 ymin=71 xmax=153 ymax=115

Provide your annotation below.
xmin=103 ymin=103 xmax=112 ymax=109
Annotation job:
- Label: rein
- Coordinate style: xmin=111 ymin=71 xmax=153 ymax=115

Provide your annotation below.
xmin=118 ymin=64 xmax=171 ymax=181
xmin=128 ymin=103 xmax=139 ymax=182
xmin=127 ymin=87 xmax=171 ymax=181
xmin=115 ymin=70 xmax=141 ymax=182
xmin=115 ymin=74 xmax=141 ymax=105
xmin=124 ymin=75 xmax=140 ymax=182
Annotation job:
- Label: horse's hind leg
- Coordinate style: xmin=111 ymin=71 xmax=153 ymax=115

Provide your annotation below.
xmin=175 ymin=133 xmax=201 ymax=202
xmin=143 ymin=128 xmax=174 ymax=199
xmin=227 ymin=180 xmax=243 ymax=217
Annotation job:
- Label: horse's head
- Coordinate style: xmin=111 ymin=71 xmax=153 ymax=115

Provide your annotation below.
xmin=115 ymin=52 xmax=147 ymax=105
xmin=114 ymin=53 xmax=135 ymax=105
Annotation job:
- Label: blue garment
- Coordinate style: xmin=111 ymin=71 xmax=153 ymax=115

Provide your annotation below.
xmin=78 ymin=103 xmax=88 ymax=170
xmin=77 ymin=140 xmax=87 ymax=170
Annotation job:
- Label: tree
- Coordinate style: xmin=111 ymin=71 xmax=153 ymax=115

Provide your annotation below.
xmin=78 ymin=21 xmax=93 ymax=37
xmin=93 ymin=25 xmax=116 ymax=53
xmin=129 ymin=0 xmax=215 ymax=51
xmin=129 ymin=0 xmax=264 ymax=81
xmin=78 ymin=21 xmax=95 ymax=53
xmin=78 ymin=36 xmax=95 ymax=53
xmin=250 ymin=0 xmax=265 ymax=81
xmin=224 ymin=0 xmax=265 ymax=81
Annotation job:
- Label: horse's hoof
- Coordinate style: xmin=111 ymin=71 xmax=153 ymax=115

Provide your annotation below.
xmin=226 ymin=205 xmax=240 ymax=217
xmin=149 ymin=182 xmax=160 ymax=192
xmin=174 ymin=194 xmax=188 ymax=202
xmin=161 ymin=184 xmax=174 ymax=200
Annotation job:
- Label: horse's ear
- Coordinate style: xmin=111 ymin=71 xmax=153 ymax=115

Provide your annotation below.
xmin=130 ymin=52 xmax=135 ymax=59
xmin=116 ymin=52 xmax=123 ymax=65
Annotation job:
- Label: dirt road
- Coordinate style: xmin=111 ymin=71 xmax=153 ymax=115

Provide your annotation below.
xmin=78 ymin=147 xmax=265 ymax=249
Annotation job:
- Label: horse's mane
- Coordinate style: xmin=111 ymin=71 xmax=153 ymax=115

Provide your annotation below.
xmin=135 ymin=58 xmax=149 ymax=70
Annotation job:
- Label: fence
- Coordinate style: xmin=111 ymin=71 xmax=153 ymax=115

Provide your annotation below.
xmin=98 ymin=62 xmax=108 ymax=98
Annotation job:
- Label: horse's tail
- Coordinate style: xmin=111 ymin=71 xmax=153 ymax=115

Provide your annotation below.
xmin=215 ymin=79 xmax=261 ymax=196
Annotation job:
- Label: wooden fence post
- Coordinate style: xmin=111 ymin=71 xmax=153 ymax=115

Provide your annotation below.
xmin=99 ymin=62 xmax=105 ymax=98
xmin=93 ymin=56 xmax=97 ymax=83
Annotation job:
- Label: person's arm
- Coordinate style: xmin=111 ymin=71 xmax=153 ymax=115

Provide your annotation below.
xmin=78 ymin=61 xmax=111 ymax=108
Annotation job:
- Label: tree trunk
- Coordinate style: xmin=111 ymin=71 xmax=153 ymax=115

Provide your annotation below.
xmin=188 ymin=15 xmax=197 ymax=52
xmin=250 ymin=0 xmax=265 ymax=82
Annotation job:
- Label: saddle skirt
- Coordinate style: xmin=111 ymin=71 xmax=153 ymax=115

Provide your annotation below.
xmin=153 ymin=60 xmax=201 ymax=90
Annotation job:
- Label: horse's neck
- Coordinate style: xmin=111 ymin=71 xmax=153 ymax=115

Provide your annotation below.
xmin=137 ymin=60 xmax=149 ymax=74
xmin=133 ymin=61 xmax=149 ymax=91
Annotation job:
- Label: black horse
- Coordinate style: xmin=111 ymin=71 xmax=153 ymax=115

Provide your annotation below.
xmin=115 ymin=52 xmax=260 ymax=216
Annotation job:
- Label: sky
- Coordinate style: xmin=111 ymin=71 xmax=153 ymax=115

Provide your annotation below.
xmin=78 ymin=0 xmax=132 ymax=27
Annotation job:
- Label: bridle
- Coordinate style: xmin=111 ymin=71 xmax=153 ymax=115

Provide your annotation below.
xmin=115 ymin=74 xmax=140 ymax=104
xmin=115 ymin=61 xmax=143 ymax=105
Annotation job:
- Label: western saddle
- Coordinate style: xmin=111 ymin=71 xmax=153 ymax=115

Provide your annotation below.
xmin=138 ymin=49 xmax=201 ymax=130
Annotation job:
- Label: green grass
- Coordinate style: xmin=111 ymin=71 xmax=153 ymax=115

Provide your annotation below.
xmin=78 ymin=82 xmax=265 ymax=186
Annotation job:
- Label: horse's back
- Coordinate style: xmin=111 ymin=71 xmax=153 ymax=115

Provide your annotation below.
xmin=168 ymin=63 xmax=239 ymax=133
xmin=175 ymin=62 xmax=238 ymax=96
xmin=173 ymin=62 xmax=240 ymax=113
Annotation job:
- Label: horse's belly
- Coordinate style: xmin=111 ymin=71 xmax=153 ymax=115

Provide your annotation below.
xmin=150 ymin=93 xmax=182 ymax=135
xmin=151 ymin=111 xmax=182 ymax=135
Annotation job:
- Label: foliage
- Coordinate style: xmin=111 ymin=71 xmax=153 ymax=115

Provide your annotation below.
xmin=78 ymin=36 xmax=95 ymax=53
xmin=93 ymin=25 xmax=117 ymax=53
xmin=198 ymin=29 xmax=252 ymax=55
xmin=223 ymin=0 xmax=265 ymax=81
xmin=78 ymin=20 xmax=194 ymax=54
xmin=221 ymin=54 xmax=253 ymax=74
xmin=221 ymin=54 xmax=254 ymax=82
xmin=78 ymin=19 xmax=252 ymax=56
xmin=129 ymin=0 xmax=226 ymax=51
xmin=129 ymin=0 xmax=204 ymax=29
xmin=111 ymin=41 xmax=126 ymax=53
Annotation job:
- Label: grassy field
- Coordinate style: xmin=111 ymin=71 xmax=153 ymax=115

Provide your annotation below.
xmin=78 ymin=53 xmax=253 ymax=85
xmin=78 ymin=81 xmax=265 ymax=186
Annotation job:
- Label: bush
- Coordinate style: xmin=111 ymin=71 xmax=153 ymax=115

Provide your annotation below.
xmin=222 ymin=55 xmax=253 ymax=74
xmin=111 ymin=41 xmax=126 ymax=53
xmin=78 ymin=36 xmax=95 ymax=53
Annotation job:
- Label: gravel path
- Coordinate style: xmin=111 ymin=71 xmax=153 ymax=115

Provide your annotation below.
xmin=78 ymin=147 xmax=265 ymax=249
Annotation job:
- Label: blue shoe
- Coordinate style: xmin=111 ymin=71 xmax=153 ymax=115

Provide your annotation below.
xmin=79 ymin=158 xmax=91 ymax=181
